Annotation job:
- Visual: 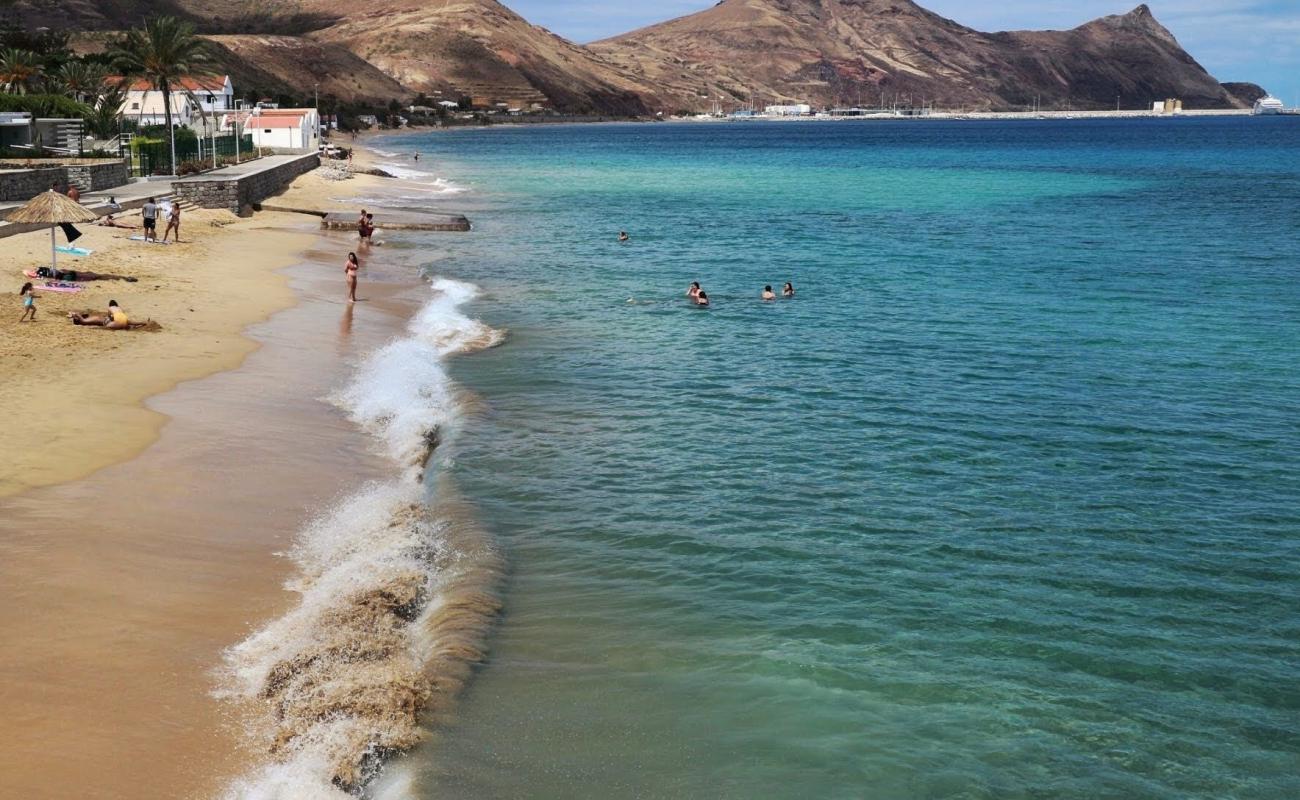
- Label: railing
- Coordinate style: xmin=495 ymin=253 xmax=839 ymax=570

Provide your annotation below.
xmin=128 ymin=134 xmax=255 ymax=177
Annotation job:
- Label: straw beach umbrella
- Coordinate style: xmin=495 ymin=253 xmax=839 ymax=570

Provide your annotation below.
xmin=6 ymin=189 xmax=99 ymax=271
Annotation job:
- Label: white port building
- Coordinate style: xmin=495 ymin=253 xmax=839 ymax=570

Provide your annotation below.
xmin=765 ymin=104 xmax=813 ymax=117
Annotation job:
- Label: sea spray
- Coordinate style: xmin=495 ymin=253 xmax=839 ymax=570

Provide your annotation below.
xmin=221 ymin=280 xmax=505 ymax=797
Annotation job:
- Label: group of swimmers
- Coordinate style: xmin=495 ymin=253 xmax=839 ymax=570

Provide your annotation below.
xmin=357 ymin=209 xmax=376 ymax=243
xmin=686 ymin=281 xmax=795 ymax=307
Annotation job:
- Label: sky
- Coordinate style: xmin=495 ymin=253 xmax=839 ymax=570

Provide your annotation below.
xmin=508 ymin=1 xmax=1298 ymax=99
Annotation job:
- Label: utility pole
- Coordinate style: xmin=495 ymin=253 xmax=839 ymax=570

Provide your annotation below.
xmin=234 ymin=99 xmax=242 ymax=164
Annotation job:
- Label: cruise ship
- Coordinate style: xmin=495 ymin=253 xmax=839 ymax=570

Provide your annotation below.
xmin=1252 ymin=95 xmax=1285 ymax=115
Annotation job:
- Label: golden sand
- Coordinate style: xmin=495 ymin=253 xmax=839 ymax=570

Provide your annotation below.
xmin=0 ymin=154 xmax=429 ymax=798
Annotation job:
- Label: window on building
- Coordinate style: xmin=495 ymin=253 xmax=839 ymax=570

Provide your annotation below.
xmin=131 ymin=102 xmax=139 ymax=110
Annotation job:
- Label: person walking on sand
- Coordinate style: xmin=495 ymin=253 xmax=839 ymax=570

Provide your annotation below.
xmin=345 ymin=251 xmax=360 ymax=303
xmin=762 ymin=285 xmax=777 ymax=301
xmin=162 ymin=202 xmax=182 ymax=243
xmin=67 ymin=184 xmax=80 ymax=203
xmin=19 ymin=282 xmax=39 ymax=322
xmin=141 ymin=197 xmax=158 ymax=242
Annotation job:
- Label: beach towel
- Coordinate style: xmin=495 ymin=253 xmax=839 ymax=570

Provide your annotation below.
xmin=37 ymin=281 xmax=82 ymax=293
xmin=55 ymin=245 xmax=94 ymax=257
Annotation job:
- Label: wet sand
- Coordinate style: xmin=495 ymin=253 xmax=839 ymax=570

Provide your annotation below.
xmin=0 ymin=165 xmax=433 ymax=797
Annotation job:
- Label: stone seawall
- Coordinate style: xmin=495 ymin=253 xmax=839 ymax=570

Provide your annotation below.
xmin=0 ymin=158 xmax=130 ymax=199
xmin=170 ymin=153 xmax=320 ymax=214
xmin=65 ymin=161 xmax=130 ymax=192
xmin=0 ymin=166 xmax=63 ymax=200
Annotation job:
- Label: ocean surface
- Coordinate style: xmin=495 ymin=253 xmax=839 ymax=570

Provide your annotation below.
xmin=351 ymin=118 xmax=1299 ymax=800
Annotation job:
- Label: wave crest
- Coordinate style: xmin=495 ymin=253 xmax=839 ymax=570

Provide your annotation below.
xmin=221 ymin=279 xmax=504 ymax=797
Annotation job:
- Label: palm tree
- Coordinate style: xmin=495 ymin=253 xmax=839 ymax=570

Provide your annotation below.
xmin=0 ymin=48 xmax=42 ymax=95
xmin=59 ymin=61 xmax=110 ymax=104
xmin=110 ymin=17 xmax=211 ymax=175
xmin=86 ymin=84 xmax=127 ymax=140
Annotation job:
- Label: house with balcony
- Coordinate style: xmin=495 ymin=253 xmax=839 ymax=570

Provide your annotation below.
xmin=119 ymin=75 xmax=235 ymax=130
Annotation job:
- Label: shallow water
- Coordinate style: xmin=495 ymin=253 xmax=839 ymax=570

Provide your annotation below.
xmin=373 ymin=119 xmax=1300 ymax=799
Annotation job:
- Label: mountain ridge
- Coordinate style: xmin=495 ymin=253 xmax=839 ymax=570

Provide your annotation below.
xmin=5 ymin=0 xmax=1265 ymax=114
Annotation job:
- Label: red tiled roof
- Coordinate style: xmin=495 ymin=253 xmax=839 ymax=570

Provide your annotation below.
xmin=115 ymin=76 xmax=229 ymax=92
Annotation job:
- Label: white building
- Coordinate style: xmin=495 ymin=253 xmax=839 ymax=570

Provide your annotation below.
xmin=222 ymin=108 xmax=321 ymax=151
xmin=120 ymin=75 xmax=234 ymax=129
xmin=765 ymin=103 xmax=813 ymax=117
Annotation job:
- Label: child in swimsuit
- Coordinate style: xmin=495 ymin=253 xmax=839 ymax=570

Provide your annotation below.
xmin=19 ymin=282 xmax=38 ymax=322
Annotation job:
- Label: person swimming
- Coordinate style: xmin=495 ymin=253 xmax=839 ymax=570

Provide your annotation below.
xmin=618 ymin=231 xmax=629 ymax=242
xmin=762 ymin=285 xmax=777 ymax=301
xmin=686 ymin=281 xmax=701 ymax=299
xmin=783 ymin=282 xmax=795 ymax=298
xmin=695 ymin=290 xmax=710 ymax=307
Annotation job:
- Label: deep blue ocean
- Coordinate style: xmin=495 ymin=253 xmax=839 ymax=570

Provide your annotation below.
xmin=369 ymin=118 xmax=1299 ymax=799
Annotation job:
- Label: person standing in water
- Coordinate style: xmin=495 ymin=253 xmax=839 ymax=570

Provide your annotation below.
xmin=762 ymin=285 xmax=777 ymax=301
xmin=695 ymin=291 xmax=710 ymax=307
xmin=618 ymin=231 xmax=629 ymax=242
xmin=18 ymin=282 xmax=38 ymax=322
xmin=783 ymin=282 xmax=795 ymax=298
xmin=345 ymin=252 xmax=360 ymax=303
xmin=686 ymin=281 xmax=701 ymax=299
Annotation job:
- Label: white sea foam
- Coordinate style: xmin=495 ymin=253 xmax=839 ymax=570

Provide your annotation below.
xmin=221 ymin=278 xmax=504 ymax=798
xmin=377 ymin=162 xmax=470 ymax=193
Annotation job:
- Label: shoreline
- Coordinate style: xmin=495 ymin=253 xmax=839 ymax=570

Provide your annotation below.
xmin=0 ymin=154 xmax=432 ymax=797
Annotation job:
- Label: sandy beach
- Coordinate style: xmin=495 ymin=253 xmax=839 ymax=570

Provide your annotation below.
xmin=0 ymin=153 xmax=431 ymax=798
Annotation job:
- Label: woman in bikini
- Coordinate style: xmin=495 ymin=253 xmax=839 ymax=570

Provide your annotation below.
xmin=345 ymin=251 xmax=360 ymax=303
xmin=161 ymin=203 xmax=182 ymax=243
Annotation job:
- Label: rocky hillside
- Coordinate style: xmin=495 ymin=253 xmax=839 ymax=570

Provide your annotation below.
xmin=7 ymin=0 xmax=1263 ymax=114
xmin=296 ymin=0 xmax=649 ymax=114
xmin=593 ymin=1 xmax=1255 ymax=111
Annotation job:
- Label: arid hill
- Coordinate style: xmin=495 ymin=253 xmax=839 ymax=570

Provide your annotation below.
xmin=592 ymin=1 xmax=1256 ymax=111
xmin=294 ymin=0 xmax=649 ymax=114
xmin=8 ymin=0 xmax=1264 ymax=114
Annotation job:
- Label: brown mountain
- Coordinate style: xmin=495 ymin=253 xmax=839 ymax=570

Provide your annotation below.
xmin=294 ymin=0 xmax=650 ymax=114
xmin=592 ymin=1 xmax=1254 ymax=112
xmin=8 ymin=0 xmax=1263 ymax=114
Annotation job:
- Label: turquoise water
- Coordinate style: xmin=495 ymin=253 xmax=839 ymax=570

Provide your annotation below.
xmin=373 ymin=119 xmax=1300 ymax=799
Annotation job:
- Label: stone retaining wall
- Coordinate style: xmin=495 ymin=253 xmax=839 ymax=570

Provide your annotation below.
xmin=64 ymin=160 xmax=130 ymax=191
xmin=0 ymin=158 xmax=131 ymax=199
xmin=0 ymin=166 xmax=63 ymax=200
xmin=170 ymin=153 xmax=319 ymax=214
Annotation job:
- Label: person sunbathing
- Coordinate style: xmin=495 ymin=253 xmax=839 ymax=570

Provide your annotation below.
xmin=97 ymin=214 xmax=138 ymax=229
xmin=69 ymin=300 xmax=138 ymax=330
xmin=35 ymin=266 xmax=137 ymax=282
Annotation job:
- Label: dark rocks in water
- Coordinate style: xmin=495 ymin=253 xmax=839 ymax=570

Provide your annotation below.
xmin=358 ymin=167 xmax=395 ymax=178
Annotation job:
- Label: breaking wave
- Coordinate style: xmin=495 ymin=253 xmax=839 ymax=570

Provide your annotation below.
xmin=221 ymin=280 xmax=505 ymax=798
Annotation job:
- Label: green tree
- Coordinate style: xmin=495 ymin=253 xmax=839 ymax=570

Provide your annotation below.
xmin=85 ymin=83 xmax=126 ymax=139
xmin=110 ymin=16 xmax=211 ymax=174
xmin=59 ymin=61 xmax=109 ymax=104
xmin=0 ymin=47 xmax=40 ymax=94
